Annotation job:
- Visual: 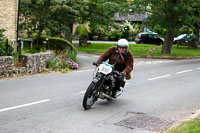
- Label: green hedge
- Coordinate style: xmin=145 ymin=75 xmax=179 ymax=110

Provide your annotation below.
xmin=0 ymin=42 xmax=14 ymax=56
xmin=48 ymin=37 xmax=77 ymax=53
xmin=75 ymin=25 xmax=89 ymax=39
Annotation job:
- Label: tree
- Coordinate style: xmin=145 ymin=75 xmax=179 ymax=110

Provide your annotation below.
xmin=20 ymin=0 xmax=88 ymax=43
xmin=128 ymin=0 xmax=197 ymax=54
xmin=80 ymin=0 xmax=129 ymax=29
xmin=192 ymin=1 xmax=200 ymax=48
xmin=49 ymin=0 xmax=83 ymax=42
xmin=20 ymin=0 xmax=57 ymax=47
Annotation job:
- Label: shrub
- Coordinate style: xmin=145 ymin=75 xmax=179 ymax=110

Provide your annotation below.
xmin=0 ymin=42 xmax=14 ymax=56
xmin=107 ymin=30 xmax=123 ymax=41
xmin=89 ymin=25 xmax=107 ymax=40
xmin=33 ymin=37 xmax=48 ymax=49
xmin=47 ymin=49 xmax=79 ymax=72
xmin=76 ymin=25 xmax=89 ymax=39
xmin=48 ymin=37 xmax=77 ymax=53
xmin=75 ymin=25 xmax=89 ymax=45
xmin=0 ymin=29 xmax=14 ymax=56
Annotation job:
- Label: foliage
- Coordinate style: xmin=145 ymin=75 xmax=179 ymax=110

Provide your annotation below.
xmin=49 ymin=0 xmax=82 ymax=40
xmin=76 ymin=25 xmax=89 ymax=39
xmin=107 ymin=30 xmax=123 ymax=41
xmin=89 ymin=24 xmax=109 ymax=40
xmin=48 ymin=37 xmax=77 ymax=52
xmin=125 ymin=0 xmax=200 ymax=54
xmin=82 ymin=1 xmax=120 ymax=28
xmin=90 ymin=21 xmax=141 ymax=41
xmin=0 ymin=29 xmax=6 ymax=42
xmin=20 ymin=0 xmax=56 ymax=46
xmin=20 ymin=0 xmax=128 ymax=43
xmin=0 ymin=29 xmax=14 ymax=56
xmin=47 ymin=49 xmax=79 ymax=72
xmin=75 ymin=24 xmax=89 ymax=45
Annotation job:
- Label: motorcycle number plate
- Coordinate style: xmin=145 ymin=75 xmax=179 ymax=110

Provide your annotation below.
xmin=98 ymin=62 xmax=113 ymax=75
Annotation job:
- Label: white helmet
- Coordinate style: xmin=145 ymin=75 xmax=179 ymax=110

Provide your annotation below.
xmin=117 ymin=39 xmax=129 ymax=48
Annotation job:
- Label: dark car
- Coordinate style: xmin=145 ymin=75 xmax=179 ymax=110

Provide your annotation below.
xmin=135 ymin=32 xmax=164 ymax=45
xmin=173 ymin=34 xmax=193 ymax=44
xmin=174 ymin=34 xmax=199 ymax=48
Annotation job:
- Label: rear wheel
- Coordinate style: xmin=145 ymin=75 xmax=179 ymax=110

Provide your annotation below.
xmin=83 ymin=82 xmax=99 ymax=109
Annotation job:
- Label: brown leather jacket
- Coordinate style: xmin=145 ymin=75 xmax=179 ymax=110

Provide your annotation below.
xmin=97 ymin=46 xmax=134 ymax=75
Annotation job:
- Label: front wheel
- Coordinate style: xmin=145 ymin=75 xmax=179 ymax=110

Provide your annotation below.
xmin=83 ymin=82 xmax=99 ymax=109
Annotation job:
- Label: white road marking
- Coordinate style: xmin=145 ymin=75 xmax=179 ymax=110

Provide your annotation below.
xmin=0 ymin=99 xmax=50 ymax=113
xmin=148 ymin=74 xmax=171 ymax=81
xmin=126 ymin=83 xmax=131 ymax=85
xmin=79 ymin=91 xmax=86 ymax=94
xmin=135 ymin=60 xmax=174 ymax=66
xmin=75 ymin=69 xmax=94 ymax=73
xmin=176 ymin=69 xmax=193 ymax=74
xmin=197 ymin=68 xmax=200 ymax=70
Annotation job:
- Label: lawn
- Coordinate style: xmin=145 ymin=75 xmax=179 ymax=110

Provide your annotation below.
xmin=76 ymin=43 xmax=200 ymax=58
xmin=77 ymin=43 xmax=157 ymax=57
xmin=151 ymin=45 xmax=200 ymax=58
xmin=167 ymin=119 xmax=200 ymax=133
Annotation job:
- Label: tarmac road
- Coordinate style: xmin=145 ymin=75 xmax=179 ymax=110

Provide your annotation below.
xmin=0 ymin=52 xmax=200 ymax=133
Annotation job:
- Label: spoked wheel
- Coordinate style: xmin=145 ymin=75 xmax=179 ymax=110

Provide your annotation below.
xmin=83 ymin=82 xmax=99 ymax=109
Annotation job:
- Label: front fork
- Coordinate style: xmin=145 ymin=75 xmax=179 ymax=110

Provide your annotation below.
xmin=92 ymin=74 xmax=105 ymax=92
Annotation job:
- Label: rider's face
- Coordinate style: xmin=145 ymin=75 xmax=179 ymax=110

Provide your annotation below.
xmin=118 ymin=47 xmax=126 ymax=54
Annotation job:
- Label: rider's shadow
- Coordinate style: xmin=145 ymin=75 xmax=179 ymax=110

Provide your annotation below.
xmin=95 ymin=98 xmax=128 ymax=108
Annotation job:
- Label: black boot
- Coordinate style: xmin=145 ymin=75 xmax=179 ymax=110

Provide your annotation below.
xmin=112 ymin=89 xmax=117 ymax=98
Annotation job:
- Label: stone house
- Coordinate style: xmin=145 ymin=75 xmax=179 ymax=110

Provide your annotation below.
xmin=114 ymin=12 xmax=147 ymax=24
xmin=0 ymin=0 xmax=19 ymax=42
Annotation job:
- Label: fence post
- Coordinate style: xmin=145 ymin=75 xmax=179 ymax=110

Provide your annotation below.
xmin=17 ymin=40 xmax=21 ymax=56
xmin=6 ymin=39 xmax=8 ymax=56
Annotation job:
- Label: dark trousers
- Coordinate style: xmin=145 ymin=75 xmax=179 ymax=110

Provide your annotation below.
xmin=112 ymin=77 xmax=125 ymax=96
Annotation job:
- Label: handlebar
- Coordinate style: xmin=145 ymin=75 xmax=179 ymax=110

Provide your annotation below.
xmin=113 ymin=70 xmax=121 ymax=76
xmin=93 ymin=61 xmax=101 ymax=66
xmin=93 ymin=61 xmax=122 ymax=76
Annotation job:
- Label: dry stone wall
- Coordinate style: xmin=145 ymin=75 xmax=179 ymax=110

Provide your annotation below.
xmin=0 ymin=51 xmax=53 ymax=78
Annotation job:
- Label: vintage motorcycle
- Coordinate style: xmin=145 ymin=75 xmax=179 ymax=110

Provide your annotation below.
xmin=82 ymin=62 xmax=125 ymax=110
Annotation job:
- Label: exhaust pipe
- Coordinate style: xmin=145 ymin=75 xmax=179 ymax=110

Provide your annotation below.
xmin=101 ymin=92 xmax=112 ymax=99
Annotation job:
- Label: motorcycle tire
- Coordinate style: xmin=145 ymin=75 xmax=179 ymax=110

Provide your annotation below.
xmin=83 ymin=82 xmax=98 ymax=109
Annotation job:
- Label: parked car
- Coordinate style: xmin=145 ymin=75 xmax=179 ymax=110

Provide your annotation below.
xmin=173 ymin=34 xmax=192 ymax=44
xmin=174 ymin=34 xmax=200 ymax=48
xmin=135 ymin=32 xmax=164 ymax=45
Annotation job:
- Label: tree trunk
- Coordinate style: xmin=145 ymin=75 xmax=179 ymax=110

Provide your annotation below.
xmin=162 ymin=28 xmax=175 ymax=54
xmin=36 ymin=30 xmax=43 ymax=49
xmin=194 ymin=24 xmax=199 ymax=48
xmin=65 ymin=32 xmax=72 ymax=43
xmin=65 ymin=23 xmax=73 ymax=43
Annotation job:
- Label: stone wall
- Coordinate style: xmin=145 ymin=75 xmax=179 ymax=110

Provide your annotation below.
xmin=0 ymin=51 xmax=53 ymax=78
xmin=0 ymin=56 xmax=14 ymax=78
xmin=0 ymin=0 xmax=18 ymax=42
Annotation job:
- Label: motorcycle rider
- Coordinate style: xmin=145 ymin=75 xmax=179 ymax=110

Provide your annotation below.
xmin=96 ymin=39 xmax=134 ymax=98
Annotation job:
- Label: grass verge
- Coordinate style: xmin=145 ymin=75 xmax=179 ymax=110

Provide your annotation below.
xmin=77 ymin=43 xmax=157 ymax=57
xmin=150 ymin=45 xmax=200 ymax=58
xmin=76 ymin=43 xmax=200 ymax=59
xmin=167 ymin=119 xmax=200 ymax=133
